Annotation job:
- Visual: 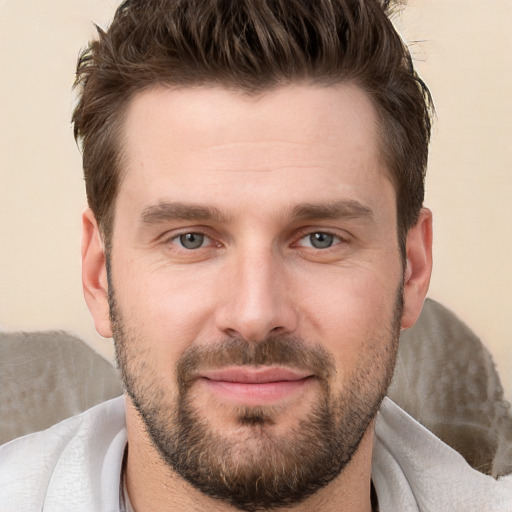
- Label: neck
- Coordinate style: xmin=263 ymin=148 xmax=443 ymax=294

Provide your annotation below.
xmin=124 ymin=396 xmax=376 ymax=512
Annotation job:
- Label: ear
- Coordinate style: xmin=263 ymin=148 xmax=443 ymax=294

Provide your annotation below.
xmin=401 ymin=208 xmax=433 ymax=329
xmin=81 ymin=208 xmax=112 ymax=338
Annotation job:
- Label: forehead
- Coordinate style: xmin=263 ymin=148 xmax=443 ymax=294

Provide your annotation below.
xmin=122 ymin=83 xmax=381 ymax=164
xmin=116 ymin=84 xmax=393 ymax=220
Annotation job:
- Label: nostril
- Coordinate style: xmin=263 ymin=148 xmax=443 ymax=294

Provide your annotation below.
xmin=224 ymin=328 xmax=240 ymax=339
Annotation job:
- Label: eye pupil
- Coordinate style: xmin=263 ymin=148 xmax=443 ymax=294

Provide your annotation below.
xmin=179 ymin=233 xmax=204 ymax=249
xmin=310 ymin=232 xmax=334 ymax=249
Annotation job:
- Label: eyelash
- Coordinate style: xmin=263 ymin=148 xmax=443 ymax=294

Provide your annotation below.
xmin=166 ymin=231 xmax=218 ymax=250
xmin=295 ymin=231 xmax=344 ymax=249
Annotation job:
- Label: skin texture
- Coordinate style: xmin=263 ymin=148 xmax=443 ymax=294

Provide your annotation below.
xmin=82 ymin=84 xmax=432 ymax=512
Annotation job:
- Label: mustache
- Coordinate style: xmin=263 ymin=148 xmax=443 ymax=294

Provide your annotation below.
xmin=176 ymin=336 xmax=336 ymax=390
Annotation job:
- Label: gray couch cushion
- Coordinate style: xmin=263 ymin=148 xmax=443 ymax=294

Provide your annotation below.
xmin=0 ymin=331 xmax=122 ymax=444
xmin=389 ymin=298 xmax=512 ymax=477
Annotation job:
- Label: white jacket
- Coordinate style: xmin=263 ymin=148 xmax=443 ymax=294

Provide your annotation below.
xmin=0 ymin=396 xmax=511 ymax=511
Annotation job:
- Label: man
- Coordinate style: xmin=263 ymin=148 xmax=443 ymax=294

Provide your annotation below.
xmin=0 ymin=0 xmax=511 ymax=510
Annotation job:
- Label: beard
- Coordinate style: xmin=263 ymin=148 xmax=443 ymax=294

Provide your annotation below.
xmin=110 ymin=286 xmax=402 ymax=512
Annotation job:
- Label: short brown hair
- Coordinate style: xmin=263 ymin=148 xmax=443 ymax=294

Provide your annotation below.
xmin=73 ymin=0 xmax=433 ymax=249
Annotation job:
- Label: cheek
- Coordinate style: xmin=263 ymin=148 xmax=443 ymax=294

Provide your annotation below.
xmin=112 ymin=258 xmax=220 ymax=361
xmin=296 ymin=263 xmax=401 ymax=364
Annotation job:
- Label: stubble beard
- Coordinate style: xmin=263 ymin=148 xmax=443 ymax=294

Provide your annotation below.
xmin=110 ymin=287 xmax=402 ymax=512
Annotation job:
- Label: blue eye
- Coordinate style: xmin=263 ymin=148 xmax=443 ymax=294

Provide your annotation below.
xmin=309 ymin=232 xmax=335 ymax=249
xmin=176 ymin=233 xmax=206 ymax=249
xmin=297 ymin=232 xmax=341 ymax=249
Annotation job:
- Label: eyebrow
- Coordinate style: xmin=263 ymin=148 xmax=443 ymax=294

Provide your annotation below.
xmin=140 ymin=202 xmax=229 ymax=224
xmin=140 ymin=199 xmax=374 ymax=226
xmin=291 ymin=200 xmax=374 ymax=222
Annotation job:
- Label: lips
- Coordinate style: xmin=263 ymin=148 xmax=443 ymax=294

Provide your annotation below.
xmin=199 ymin=366 xmax=314 ymax=405
xmin=202 ymin=366 xmax=312 ymax=383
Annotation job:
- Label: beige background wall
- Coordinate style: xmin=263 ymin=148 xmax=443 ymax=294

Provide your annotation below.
xmin=1 ymin=0 xmax=511 ymax=401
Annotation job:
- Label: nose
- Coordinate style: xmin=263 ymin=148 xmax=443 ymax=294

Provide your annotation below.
xmin=214 ymin=247 xmax=298 ymax=343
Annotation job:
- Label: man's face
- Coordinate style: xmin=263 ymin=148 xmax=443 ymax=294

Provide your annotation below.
xmin=102 ymin=84 xmax=407 ymax=509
